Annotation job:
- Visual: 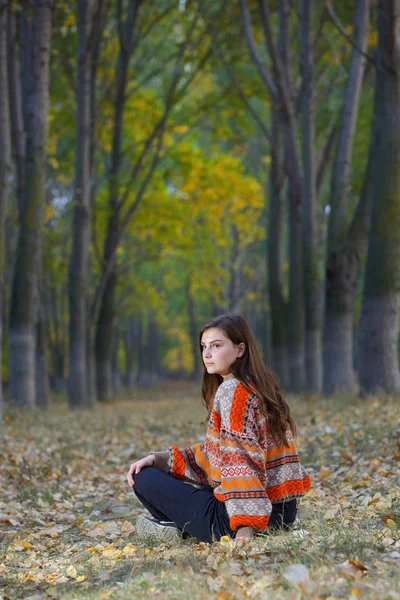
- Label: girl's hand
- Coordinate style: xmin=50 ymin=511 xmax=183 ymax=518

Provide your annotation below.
xmin=127 ymin=455 xmax=155 ymax=487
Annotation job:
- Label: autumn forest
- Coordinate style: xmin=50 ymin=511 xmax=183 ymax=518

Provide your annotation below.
xmin=0 ymin=0 xmax=399 ymax=411
xmin=1 ymin=1 xmax=400 ymax=598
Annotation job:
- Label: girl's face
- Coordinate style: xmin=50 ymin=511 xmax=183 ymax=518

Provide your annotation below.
xmin=200 ymin=327 xmax=245 ymax=377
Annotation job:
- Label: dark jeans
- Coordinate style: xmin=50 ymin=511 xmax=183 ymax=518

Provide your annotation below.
xmin=133 ymin=467 xmax=297 ymax=543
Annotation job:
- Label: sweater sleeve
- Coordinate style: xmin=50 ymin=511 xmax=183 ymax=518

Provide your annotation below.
xmin=213 ymin=381 xmax=272 ymax=532
xmin=151 ymin=444 xmax=209 ymax=487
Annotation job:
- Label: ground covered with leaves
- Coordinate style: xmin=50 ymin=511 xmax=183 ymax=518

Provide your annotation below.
xmin=0 ymin=384 xmax=399 ymax=599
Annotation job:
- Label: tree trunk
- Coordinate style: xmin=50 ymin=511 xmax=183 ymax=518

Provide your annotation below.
xmin=148 ymin=318 xmax=161 ymax=384
xmin=124 ymin=319 xmax=139 ymax=389
xmin=0 ymin=0 xmax=11 ymax=416
xmin=240 ymin=0 xmax=305 ymax=389
xmin=323 ymin=0 xmax=369 ymax=395
xmin=87 ymin=327 xmax=97 ymax=402
xmin=136 ymin=319 xmax=147 ymax=387
xmin=95 ymin=269 xmax=117 ymax=401
xmin=358 ymin=0 xmax=400 ymax=394
xmin=68 ymin=0 xmax=94 ymax=408
xmin=186 ymin=276 xmax=201 ymax=380
xmin=267 ymin=109 xmax=289 ymax=388
xmin=227 ymin=226 xmax=242 ymax=313
xmin=9 ymin=0 xmax=53 ymax=407
xmin=299 ymin=0 xmax=322 ymax=394
xmin=287 ymin=178 xmax=305 ymax=392
xmin=85 ymin=0 xmax=104 ymax=406
xmin=94 ymin=0 xmax=141 ymax=401
xmin=7 ymin=7 xmax=25 ymax=214
xmin=111 ymin=326 xmax=121 ymax=393
xmin=278 ymin=1 xmax=305 ymax=392
xmin=35 ymin=245 xmax=49 ymax=408
xmin=36 ymin=298 xmax=49 ymax=408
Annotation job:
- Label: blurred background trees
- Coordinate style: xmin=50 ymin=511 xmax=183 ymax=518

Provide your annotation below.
xmin=0 ymin=0 xmax=399 ymax=409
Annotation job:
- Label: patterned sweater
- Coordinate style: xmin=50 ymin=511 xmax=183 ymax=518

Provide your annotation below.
xmin=151 ymin=378 xmax=311 ymax=532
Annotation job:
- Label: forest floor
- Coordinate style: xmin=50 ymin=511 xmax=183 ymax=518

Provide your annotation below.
xmin=0 ymin=383 xmax=399 ymax=600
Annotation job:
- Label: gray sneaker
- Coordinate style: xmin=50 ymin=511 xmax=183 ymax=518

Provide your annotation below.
xmin=136 ymin=515 xmax=181 ymax=543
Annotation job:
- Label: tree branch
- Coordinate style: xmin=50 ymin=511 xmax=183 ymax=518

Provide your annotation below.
xmin=325 ymin=0 xmax=376 ymax=66
xmin=239 ymin=0 xmax=278 ymax=99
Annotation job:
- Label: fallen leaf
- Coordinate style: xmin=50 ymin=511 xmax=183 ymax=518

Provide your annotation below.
xmin=122 ymin=543 xmax=137 ymax=555
xmin=102 ymin=544 xmax=123 ymax=559
xmin=66 ymin=565 xmax=77 ymax=578
xmin=348 ymin=559 xmax=368 ymax=572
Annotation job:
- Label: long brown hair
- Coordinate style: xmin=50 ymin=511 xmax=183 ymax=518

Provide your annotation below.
xmin=199 ymin=313 xmax=296 ymax=446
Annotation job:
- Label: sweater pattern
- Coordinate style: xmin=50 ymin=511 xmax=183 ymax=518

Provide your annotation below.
xmin=164 ymin=378 xmax=311 ymax=532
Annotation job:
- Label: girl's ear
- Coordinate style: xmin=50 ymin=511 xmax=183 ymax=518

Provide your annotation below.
xmin=237 ymin=343 xmax=245 ymax=358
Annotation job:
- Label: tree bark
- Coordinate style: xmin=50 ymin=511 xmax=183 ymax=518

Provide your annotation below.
xmin=278 ymin=2 xmax=305 ymax=392
xmin=323 ymin=0 xmax=369 ymax=395
xmin=0 ymin=0 xmax=11 ymax=416
xmin=35 ymin=241 xmax=49 ymax=408
xmin=299 ymin=0 xmax=322 ymax=394
xmin=111 ymin=326 xmax=121 ymax=393
xmin=95 ymin=268 xmax=117 ymax=401
xmin=358 ymin=0 xmax=400 ymax=394
xmin=7 ymin=7 xmax=25 ymax=214
xmin=9 ymin=0 xmax=53 ymax=407
xmin=267 ymin=109 xmax=289 ymax=388
xmin=287 ymin=177 xmax=305 ymax=392
xmin=95 ymin=0 xmax=141 ymax=402
xmin=48 ymin=284 xmax=63 ymax=392
xmin=86 ymin=0 xmax=104 ymax=406
xmin=123 ymin=320 xmax=138 ymax=389
xmin=68 ymin=0 xmax=94 ymax=408
xmin=36 ymin=297 xmax=49 ymax=408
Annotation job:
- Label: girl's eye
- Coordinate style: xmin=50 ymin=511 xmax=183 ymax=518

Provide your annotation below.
xmin=213 ymin=344 xmax=220 ymax=349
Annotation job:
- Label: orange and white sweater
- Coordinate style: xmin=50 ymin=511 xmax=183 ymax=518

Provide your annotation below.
xmin=151 ymin=378 xmax=311 ymax=532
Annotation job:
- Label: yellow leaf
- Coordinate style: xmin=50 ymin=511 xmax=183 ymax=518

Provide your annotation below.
xmin=102 ymin=544 xmax=124 ymax=559
xmin=22 ymin=540 xmax=35 ymax=551
xmin=122 ymin=544 xmax=137 ymax=555
xmin=174 ymin=125 xmax=189 ymax=135
xmin=368 ymin=30 xmax=378 ymax=48
xmin=76 ymin=575 xmax=85 ymax=582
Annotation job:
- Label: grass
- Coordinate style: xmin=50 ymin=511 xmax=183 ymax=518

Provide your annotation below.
xmin=0 ymin=383 xmax=399 ymax=599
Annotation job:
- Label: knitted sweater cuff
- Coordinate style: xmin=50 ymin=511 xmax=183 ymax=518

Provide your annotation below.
xmin=149 ymin=450 xmax=171 ymax=473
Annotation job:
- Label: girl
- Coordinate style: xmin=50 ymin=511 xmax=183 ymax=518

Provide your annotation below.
xmin=127 ymin=314 xmax=311 ymax=545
